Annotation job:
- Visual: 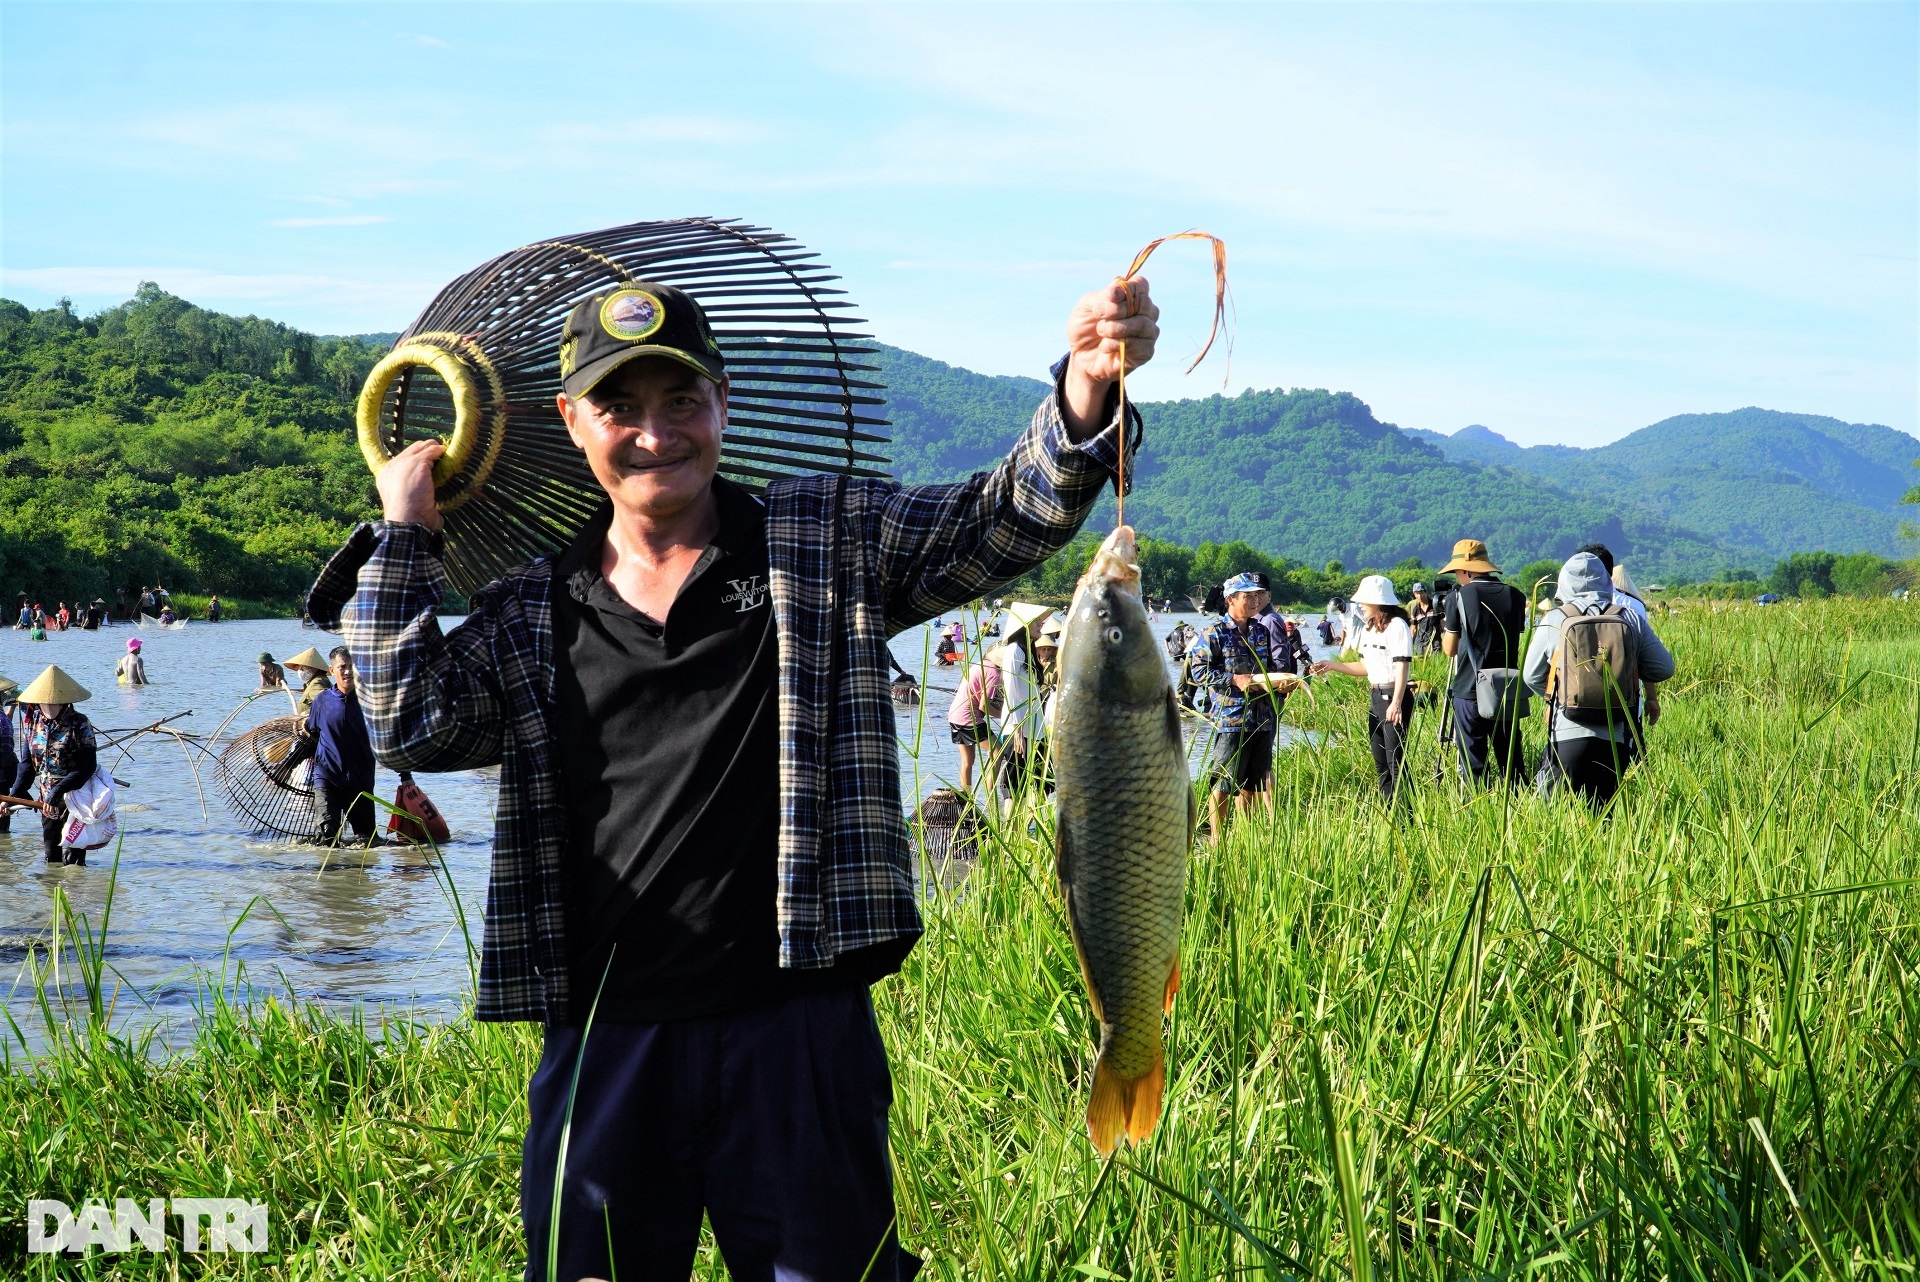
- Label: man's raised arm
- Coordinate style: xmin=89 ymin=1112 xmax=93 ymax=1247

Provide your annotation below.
xmin=874 ymin=279 xmax=1161 ymax=628
xmin=340 ymin=441 xmax=510 ymax=773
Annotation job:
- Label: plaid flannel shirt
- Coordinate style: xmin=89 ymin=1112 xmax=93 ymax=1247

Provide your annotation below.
xmin=343 ymin=383 xmax=1135 ymax=1022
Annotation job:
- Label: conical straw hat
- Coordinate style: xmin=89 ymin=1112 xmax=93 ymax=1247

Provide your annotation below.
xmin=0 ymin=674 xmax=16 ymax=697
xmin=1611 ymin=563 xmax=1643 ymax=600
xmin=1002 ymin=601 xmax=1053 ymax=637
xmin=282 ymin=647 xmax=330 ymax=672
xmin=18 ymin=665 xmax=90 ymax=705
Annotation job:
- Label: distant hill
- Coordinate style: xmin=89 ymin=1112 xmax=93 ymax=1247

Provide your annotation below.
xmin=873 ymin=345 xmax=1745 ymax=579
xmin=1407 ymin=410 xmax=1920 ymax=561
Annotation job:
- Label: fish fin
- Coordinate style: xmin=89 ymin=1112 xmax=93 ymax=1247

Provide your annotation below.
xmin=1087 ymin=1057 xmax=1129 ymax=1155
xmin=1163 ymin=686 xmax=1184 ymax=749
xmin=1125 ymin=1054 xmax=1167 ymax=1146
xmin=1164 ymin=954 xmax=1181 ymax=1013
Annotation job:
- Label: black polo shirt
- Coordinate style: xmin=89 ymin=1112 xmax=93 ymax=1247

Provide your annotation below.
xmin=552 ymin=479 xmax=860 ymax=1025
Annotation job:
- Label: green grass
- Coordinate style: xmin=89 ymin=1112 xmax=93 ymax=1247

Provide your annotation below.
xmin=3 ymin=598 xmax=1917 ymax=1277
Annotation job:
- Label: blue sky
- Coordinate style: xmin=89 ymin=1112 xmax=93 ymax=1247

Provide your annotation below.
xmin=2 ymin=2 xmax=1914 ymax=445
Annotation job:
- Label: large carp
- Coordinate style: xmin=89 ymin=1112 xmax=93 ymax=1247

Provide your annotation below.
xmin=1052 ymin=525 xmax=1194 ymax=1154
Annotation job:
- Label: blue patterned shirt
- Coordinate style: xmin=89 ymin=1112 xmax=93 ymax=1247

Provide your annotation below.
xmin=1193 ymin=615 xmax=1290 ymax=733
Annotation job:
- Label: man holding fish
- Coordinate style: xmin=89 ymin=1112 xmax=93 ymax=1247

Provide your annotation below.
xmin=343 ymin=273 xmax=1161 ymax=1279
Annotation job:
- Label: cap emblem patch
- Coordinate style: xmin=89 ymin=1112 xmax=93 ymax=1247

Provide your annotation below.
xmin=600 ymin=288 xmax=667 ymax=342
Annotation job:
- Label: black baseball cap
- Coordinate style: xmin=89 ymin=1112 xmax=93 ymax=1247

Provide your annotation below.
xmin=558 ymin=282 xmax=725 ymax=399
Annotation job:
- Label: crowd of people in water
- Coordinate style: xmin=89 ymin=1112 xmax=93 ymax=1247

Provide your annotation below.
xmin=0 ymin=628 xmax=434 ymax=864
xmin=934 ymin=535 xmax=1674 ymax=834
xmin=8 ymin=529 xmax=1675 ymax=869
xmin=7 ymin=585 xmax=226 ymax=639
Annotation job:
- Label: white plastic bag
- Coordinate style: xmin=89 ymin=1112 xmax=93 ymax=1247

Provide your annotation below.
xmin=59 ymin=767 xmax=118 ymax=851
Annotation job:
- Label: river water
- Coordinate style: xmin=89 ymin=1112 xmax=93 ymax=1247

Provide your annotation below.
xmin=0 ymin=609 xmax=1334 ymax=1055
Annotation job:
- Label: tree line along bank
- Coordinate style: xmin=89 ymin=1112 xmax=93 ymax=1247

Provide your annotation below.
xmin=2 ymin=287 xmax=1910 ymax=616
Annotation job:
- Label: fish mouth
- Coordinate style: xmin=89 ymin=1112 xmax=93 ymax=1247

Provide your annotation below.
xmin=1080 ymin=526 xmax=1142 ymax=597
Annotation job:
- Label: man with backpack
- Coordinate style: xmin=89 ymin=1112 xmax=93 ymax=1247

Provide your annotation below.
xmin=1522 ymin=551 xmax=1675 ymax=806
xmin=1438 ymin=540 xmax=1530 ymax=786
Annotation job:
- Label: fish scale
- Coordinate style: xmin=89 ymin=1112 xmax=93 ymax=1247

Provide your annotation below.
xmin=1051 ymin=525 xmax=1193 ymax=1154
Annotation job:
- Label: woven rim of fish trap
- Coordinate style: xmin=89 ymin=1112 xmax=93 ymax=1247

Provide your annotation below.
xmin=215 ymin=716 xmax=323 ymax=840
xmin=355 ymin=216 xmax=892 ymax=595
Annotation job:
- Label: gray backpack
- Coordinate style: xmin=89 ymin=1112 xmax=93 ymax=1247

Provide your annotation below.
xmin=1548 ymin=604 xmax=1639 ymax=726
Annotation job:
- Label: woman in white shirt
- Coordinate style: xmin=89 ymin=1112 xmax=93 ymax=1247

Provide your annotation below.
xmin=1313 ymin=574 xmax=1416 ymax=803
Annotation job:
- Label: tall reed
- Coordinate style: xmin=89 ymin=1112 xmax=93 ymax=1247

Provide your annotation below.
xmin=1 ymin=598 xmax=1913 ymax=1278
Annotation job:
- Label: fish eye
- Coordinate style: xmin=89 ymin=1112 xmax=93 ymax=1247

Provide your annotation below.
xmin=1105 ymin=626 xmax=1124 ymax=644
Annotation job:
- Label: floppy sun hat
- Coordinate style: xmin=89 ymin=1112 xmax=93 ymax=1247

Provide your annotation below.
xmin=1351 ymin=574 xmax=1400 ymax=608
xmin=1440 ymin=539 xmax=1500 ymax=575
xmin=126 ymin=638 xmax=141 ymax=652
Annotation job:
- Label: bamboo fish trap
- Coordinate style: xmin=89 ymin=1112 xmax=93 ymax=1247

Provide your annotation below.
xmin=214 ymin=716 xmax=323 ymax=840
xmin=357 ymin=217 xmax=892 ymax=594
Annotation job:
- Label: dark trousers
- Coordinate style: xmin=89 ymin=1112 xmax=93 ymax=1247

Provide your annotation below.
xmin=519 ymin=987 xmax=919 ymax=1282
xmin=41 ymin=811 xmax=82 ymax=865
xmin=317 ymin=784 xmax=376 ymax=845
xmin=1538 ymin=734 xmax=1635 ymax=806
xmin=1452 ymin=696 xmax=1528 ymax=786
xmin=1367 ymin=686 xmax=1413 ymax=803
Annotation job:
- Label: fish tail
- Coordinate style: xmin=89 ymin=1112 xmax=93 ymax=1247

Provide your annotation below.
xmin=1086 ymin=1050 xmax=1168 ymax=1155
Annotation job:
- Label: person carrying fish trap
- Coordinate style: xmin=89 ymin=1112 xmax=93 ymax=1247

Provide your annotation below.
xmin=272 ymin=646 xmax=378 ymax=846
xmin=325 ymin=272 xmax=1160 ymax=1280
xmin=16 ymin=665 xmax=101 ymax=866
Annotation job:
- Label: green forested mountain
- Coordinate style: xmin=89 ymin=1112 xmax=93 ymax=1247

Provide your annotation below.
xmin=1406 ymin=410 xmax=1920 ymax=561
xmin=1 ymin=289 xmax=1899 ymax=609
xmin=0 ymin=286 xmax=383 ymax=605
xmin=873 ymin=344 xmax=1744 ymax=579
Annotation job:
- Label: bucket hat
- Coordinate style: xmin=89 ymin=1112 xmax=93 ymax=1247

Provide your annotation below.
xmin=1350 ymin=574 xmax=1400 ymax=608
xmin=258 ymin=652 xmax=276 ymax=665
xmin=19 ymin=665 xmax=90 ymax=705
xmin=126 ymin=638 xmax=141 ymax=652
xmin=282 ymin=646 xmax=330 ymax=672
xmin=1440 ymin=538 xmax=1499 ymax=575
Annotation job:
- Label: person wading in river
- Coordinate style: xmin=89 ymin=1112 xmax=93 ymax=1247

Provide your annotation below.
xmin=325 ymin=274 xmax=1160 ymax=1279
xmin=282 ymin=647 xmax=331 ymax=721
xmin=17 ymin=665 xmax=98 ymax=866
xmin=116 ymin=638 xmax=148 ymax=687
xmin=275 ymin=647 xmax=378 ymax=846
